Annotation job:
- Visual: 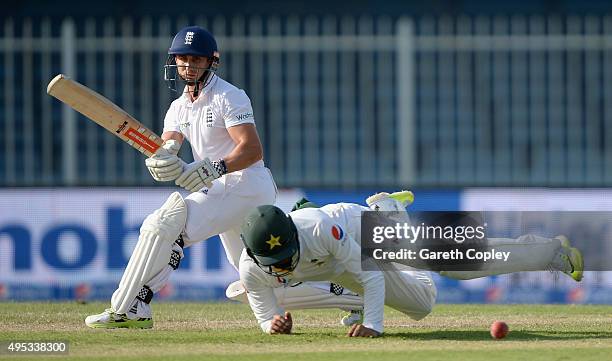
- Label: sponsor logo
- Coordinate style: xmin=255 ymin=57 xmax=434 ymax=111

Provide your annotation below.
xmin=200 ymin=166 xmax=210 ymax=177
xmin=331 ymin=225 xmax=344 ymax=241
xmin=124 ymin=128 xmax=159 ymax=154
xmin=0 ymin=205 xmax=225 ymax=272
xmin=184 ymin=31 xmax=194 ymax=45
xmin=310 ymin=259 xmax=325 ymax=267
xmin=179 ymin=121 xmax=191 ymax=131
xmin=235 ymin=112 xmax=253 ymax=121
xmin=115 ymin=121 xmax=128 ymax=134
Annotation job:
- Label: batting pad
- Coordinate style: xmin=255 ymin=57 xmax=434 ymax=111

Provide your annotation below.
xmin=111 ymin=192 xmax=187 ymax=314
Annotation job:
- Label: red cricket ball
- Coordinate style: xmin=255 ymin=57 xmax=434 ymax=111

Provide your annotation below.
xmin=490 ymin=321 xmax=509 ymax=339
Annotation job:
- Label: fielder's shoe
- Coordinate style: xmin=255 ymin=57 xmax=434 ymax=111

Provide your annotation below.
xmin=85 ymin=308 xmax=153 ymax=329
xmin=553 ymin=235 xmax=584 ymax=282
xmin=389 ymin=190 xmax=415 ymax=207
xmin=366 ymin=190 xmax=414 ymax=211
xmin=340 ymin=310 xmax=363 ymax=327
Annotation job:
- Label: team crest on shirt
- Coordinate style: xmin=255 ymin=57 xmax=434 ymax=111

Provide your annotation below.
xmin=206 ymin=108 xmax=213 ymax=127
xmin=331 ymin=225 xmax=344 ymax=241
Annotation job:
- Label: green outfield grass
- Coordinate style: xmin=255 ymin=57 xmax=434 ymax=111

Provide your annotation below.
xmin=0 ymin=302 xmax=610 ymax=360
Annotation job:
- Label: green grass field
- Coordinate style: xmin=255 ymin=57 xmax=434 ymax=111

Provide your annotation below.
xmin=0 ymin=302 xmax=611 ymax=360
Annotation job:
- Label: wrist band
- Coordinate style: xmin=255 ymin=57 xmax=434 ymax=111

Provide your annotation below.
xmin=212 ymin=159 xmax=228 ymax=175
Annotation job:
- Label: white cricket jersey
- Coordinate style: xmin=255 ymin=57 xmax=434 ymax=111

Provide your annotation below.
xmin=239 ymin=204 xmax=385 ymax=334
xmin=163 ymin=75 xmax=264 ymax=167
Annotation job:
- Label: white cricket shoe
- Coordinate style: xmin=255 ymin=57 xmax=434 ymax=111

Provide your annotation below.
xmin=85 ymin=305 xmax=153 ymax=329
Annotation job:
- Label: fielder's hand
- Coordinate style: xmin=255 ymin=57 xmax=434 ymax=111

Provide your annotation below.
xmin=145 ymin=140 xmax=183 ymax=182
xmin=347 ymin=324 xmax=380 ymax=338
xmin=175 ymin=158 xmax=223 ymax=192
xmin=270 ymin=312 xmax=293 ymax=334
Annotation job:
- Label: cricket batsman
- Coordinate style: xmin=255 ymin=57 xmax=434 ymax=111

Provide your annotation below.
xmin=85 ymin=26 xmax=364 ymax=329
xmin=236 ymin=192 xmax=584 ymax=336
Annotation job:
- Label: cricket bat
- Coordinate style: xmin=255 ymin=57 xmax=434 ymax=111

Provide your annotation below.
xmin=47 ymin=74 xmax=162 ymax=157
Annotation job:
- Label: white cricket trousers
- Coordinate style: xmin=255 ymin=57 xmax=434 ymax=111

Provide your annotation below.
xmin=183 ymin=165 xmax=277 ymax=269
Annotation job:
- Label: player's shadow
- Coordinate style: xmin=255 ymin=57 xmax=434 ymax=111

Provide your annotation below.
xmin=384 ymin=330 xmax=612 ymax=341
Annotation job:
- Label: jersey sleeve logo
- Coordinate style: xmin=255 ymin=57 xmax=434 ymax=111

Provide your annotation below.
xmin=235 ymin=112 xmax=253 ymax=121
xmin=331 ymin=225 xmax=344 ymax=241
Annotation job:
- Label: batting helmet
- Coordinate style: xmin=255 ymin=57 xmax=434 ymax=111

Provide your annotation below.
xmin=168 ymin=26 xmax=218 ymax=58
xmin=164 ymin=26 xmax=220 ymax=94
xmin=241 ymin=205 xmax=300 ymax=276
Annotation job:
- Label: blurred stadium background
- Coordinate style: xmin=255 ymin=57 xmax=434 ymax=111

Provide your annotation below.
xmin=1 ymin=0 xmax=612 ymax=304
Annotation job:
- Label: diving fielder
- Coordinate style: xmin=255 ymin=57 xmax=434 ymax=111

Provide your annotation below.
xmin=86 ymin=26 xmax=361 ymax=329
xmin=237 ymin=192 xmax=584 ymax=336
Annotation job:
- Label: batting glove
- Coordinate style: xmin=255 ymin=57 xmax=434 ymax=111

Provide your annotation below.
xmin=145 ymin=139 xmax=184 ymax=182
xmin=175 ymin=158 xmax=227 ymax=192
